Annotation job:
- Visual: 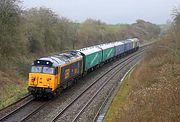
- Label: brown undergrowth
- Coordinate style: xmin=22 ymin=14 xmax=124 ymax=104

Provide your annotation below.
xmin=105 ymin=37 xmax=180 ymax=122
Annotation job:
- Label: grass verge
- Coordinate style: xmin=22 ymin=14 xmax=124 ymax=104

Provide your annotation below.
xmin=0 ymin=71 xmax=28 ymax=109
xmin=0 ymin=85 xmax=28 ymax=109
xmin=104 ymin=65 xmax=138 ymax=122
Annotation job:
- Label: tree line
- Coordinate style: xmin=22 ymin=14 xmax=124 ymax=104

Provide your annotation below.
xmin=0 ymin=0 xmax=161 ymax=76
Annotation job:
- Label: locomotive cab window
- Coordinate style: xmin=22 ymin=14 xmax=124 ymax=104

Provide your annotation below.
xmin=31 ymin=66 xmax=55 ymax=74
xmin=42 ymin=67 xmax=54 ymax=74
xmin=31 ymin=66 xmax=42 ymax=73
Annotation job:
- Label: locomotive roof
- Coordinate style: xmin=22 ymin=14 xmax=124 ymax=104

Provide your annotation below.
xmin=34 ymin=51 xmax=82 ymax=67
xmin=77 ymin=46 xmax=102 ymax=55
xmin=38 ymin=57 xmax=64 ymax=66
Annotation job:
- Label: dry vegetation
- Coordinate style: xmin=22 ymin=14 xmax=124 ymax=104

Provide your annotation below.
xmin=105 ymin=9 xmax=180 ymax=122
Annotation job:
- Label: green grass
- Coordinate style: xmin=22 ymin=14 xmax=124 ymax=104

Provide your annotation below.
xmin=0 ymin=81 xmax=28 ymax=109
xmin=104 ymin=67 xmax=136 ymax=122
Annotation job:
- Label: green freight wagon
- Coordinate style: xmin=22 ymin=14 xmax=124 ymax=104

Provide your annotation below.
xmin=77 ymin=46 xmax=103 ymax=72
xmin=97 ymin=43 xmax=116 ymax=62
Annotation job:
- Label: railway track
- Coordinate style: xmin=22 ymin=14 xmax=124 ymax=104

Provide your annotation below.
xmin=0 ymin=46 xmax=147 ymax=122
xmin=0 ymin=94 xmax=31 ymax=113
xmin=0 ymin=96 xmax=50 ymax=122
xmin=51 ymin=48 xmax=145 ymax=122
xmin=20 ymin=100 xmax=51 ymax=122
xmin=0 ymin=94 xmax=33 ymax=121
xmin=92 ymin=60 xmax=141 ymax=122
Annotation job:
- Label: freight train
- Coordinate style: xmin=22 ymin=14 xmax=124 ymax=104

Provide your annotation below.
xmin=28 ymin=38 xmax=140 ymax=98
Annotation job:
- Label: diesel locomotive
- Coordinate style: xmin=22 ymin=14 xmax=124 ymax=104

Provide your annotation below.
xmin=28 ymin=38 xmax=140 ymax=98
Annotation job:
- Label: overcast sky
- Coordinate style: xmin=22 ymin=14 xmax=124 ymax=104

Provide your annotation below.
xmin=22 ymin=0 xmax=180 ymax=24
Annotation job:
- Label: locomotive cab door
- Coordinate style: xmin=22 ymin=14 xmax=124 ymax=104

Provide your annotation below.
xmin=53 ymin=67 xmax=60 ymax=90
xmin=57 ymin=66 xmax=61 ymax=85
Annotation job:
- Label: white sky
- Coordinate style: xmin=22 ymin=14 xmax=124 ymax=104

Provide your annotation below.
xmin=22 ymin=0 xmax=180 ymax=24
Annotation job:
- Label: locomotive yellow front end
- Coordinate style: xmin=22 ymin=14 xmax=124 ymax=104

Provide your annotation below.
xmin=28 ymin=60 xmax=59 ymax=97
xmin=28 ymin=52 xmax=83 ymax=98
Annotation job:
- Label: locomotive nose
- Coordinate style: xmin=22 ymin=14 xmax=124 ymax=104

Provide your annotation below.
xmin=28 ymin=73 xmax=54 ymax=88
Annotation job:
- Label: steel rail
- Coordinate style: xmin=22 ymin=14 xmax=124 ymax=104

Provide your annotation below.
xmin=21 ymin=101 xmax=51 ymax=122
xmin=0 ymin=95 xmax=34 ymax=121
xmin=92 ymin=57 xmax=143 ymax=122
xmin=0 ymin=94 xmax=32 ymax=113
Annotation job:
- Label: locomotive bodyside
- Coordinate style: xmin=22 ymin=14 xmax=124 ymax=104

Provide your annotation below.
xmin=60 ymin=57 xmax=83 ymax=88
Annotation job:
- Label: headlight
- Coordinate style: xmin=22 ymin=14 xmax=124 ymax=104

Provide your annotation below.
xmin=31 ymin=77 xmax=35 ymax=82
xmin=47 ymin=78 xmax=51 ymax=81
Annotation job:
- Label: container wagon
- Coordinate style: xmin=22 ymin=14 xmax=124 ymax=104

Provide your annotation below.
xmin=97 ymin=43 xmax=116 ymax=62
xmin=77 ymin=46 xmax=103 ymax=72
